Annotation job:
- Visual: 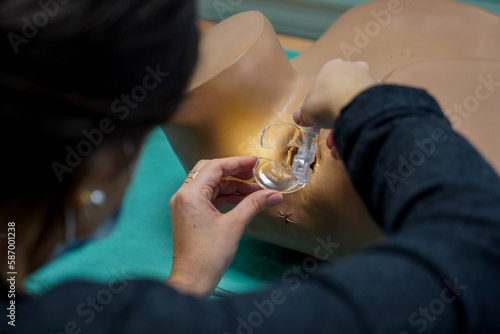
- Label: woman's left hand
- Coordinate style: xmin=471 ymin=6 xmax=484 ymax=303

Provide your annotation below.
xmin=166 ymin=156 xmax=283 ymax=298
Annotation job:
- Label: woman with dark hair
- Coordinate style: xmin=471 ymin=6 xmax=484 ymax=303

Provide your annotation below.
xmin=1 ymin=1 xmax=500 ymax=333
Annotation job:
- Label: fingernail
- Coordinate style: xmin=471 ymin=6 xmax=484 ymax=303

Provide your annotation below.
xmin=267 ymin=193 xmax=283 ymax=206
xmin=293 ymin=108 xmax=302 ymax=123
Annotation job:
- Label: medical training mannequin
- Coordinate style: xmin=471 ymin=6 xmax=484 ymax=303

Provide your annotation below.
xmin=163 ymin=11 xmax=382 ymax=259
xmin=163 ymin=0 xmax=500 ymax=259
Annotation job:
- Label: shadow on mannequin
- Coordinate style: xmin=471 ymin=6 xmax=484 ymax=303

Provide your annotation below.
xmin=163 ymin=0 xmax=500 ymax=260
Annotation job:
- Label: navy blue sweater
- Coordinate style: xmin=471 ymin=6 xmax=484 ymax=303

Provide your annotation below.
xmin=3 ymin=85 xmax=500 ymax=333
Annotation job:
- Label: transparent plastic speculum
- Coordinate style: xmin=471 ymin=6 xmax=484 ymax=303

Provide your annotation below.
xmin=253 ymin=122 xmax=319 ymax=194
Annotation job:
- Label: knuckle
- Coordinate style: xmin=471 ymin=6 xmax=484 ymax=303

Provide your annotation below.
xmin=251 ymin=197 xmax=264 ymax=213
xmin=192 ymin=159 xmax=211 ymax=170
xmin=170 ymin=191 xmax=190 ymax=208
xmin=202 ymin=186 xmax=213 ymax=200
xmin=169 ymin=193 xmax=178 ymax=206
xmin=212 ymin=158 xmax=224 ymax=166
xmin=168 ymin=195 xmax=177 ymax=210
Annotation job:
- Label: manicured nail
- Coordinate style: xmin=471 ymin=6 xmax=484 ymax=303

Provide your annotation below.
xmin=267 ymin=193 xmax=283 ymax=206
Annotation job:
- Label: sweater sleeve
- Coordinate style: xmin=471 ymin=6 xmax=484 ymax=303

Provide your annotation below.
xmin=334 ymin=85 xmax=500 ymax=234
xmin=6 ymin=85 xmax=500 ymax=334
xmin=328 ymin=85 xmax=500 ymax=333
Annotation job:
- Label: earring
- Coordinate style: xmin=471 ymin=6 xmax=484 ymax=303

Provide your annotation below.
xmin=78 ymin=189 xmax=106 ymax=221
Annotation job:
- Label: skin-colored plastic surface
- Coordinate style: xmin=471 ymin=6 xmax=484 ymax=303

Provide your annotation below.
xmin=385 ymin=58 xmax=500 ymax=173
xmin=292 ymin=0 xmax=500 ymax=78
xmin=162 ymin=0 xmax=500 ymax=260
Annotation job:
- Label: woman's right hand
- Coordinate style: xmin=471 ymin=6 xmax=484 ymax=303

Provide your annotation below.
xmin=294 ymin=59 xmax=379 ymax=128
xmin=293 ymin=59 xmax=379 ymax=159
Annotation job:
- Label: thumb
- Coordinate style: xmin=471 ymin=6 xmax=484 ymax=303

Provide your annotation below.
xmin=226 ymin=190 xmax=283 ymax=227
xmin=293 ymin=107 xmax=314 ymax=127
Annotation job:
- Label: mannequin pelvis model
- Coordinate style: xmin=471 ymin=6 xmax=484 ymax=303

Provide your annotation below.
xmin=163 ymin=0 xmax=500 ymax=261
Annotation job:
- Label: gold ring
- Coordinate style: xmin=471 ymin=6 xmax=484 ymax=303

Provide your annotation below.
xmin=184 ymin=171 xmax=199 ymax=183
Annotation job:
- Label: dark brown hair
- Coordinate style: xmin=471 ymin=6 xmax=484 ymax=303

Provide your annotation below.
xmin=0 ymin=0 xmax=198 ymax=220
